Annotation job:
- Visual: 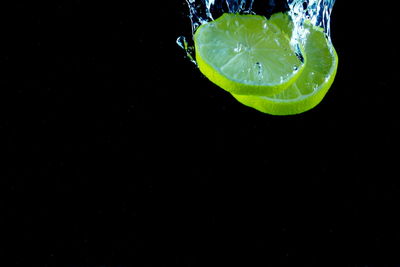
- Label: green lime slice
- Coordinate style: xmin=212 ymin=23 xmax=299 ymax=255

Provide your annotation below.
xmin=232 ymin=13 xmax=339 ymax=115
xmin=194 ymin=13 xmax=305 ymax=96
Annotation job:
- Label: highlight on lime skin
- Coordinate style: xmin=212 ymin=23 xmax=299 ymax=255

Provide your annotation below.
xmin=192 ymin=12 xmax=338 ymax=116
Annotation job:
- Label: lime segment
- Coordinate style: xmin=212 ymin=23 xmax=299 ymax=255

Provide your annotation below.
xmin=232 ymin=13 xmax=339 ymax=115
xmin=194 ymin=13 xmax=305 ymax=96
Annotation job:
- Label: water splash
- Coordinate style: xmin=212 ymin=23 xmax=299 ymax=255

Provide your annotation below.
xmin=176 ymin=36 xmax=196 ymax=64
xmin=288 ymin=0 xmax=335 ymax=37
xmin=177 ymin=0 xmax=336 ymax=64
xmin=183 ymin=0 xmax=256 ymax=38
xmin=287 ymin=0 xmax=335 ymax=51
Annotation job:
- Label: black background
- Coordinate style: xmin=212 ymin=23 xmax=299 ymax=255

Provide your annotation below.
xmin=1 ymin=0 xmax=399 ymax=266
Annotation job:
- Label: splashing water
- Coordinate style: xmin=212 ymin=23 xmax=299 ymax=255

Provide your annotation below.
xmin=287 ymin=0 xmax=335 ymax=52
xmin=177 ymin=0 xmax=336 ymax=64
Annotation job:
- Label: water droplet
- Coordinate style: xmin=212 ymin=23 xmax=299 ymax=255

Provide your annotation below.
xmin=176 ymin=36 xmax=187 ymax=50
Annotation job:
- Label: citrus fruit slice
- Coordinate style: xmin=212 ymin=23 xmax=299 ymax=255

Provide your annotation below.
xmin=232 ymin=13 xmax=339 ymax=115
xmin=194 ymin=13 xmax=305 ymax=96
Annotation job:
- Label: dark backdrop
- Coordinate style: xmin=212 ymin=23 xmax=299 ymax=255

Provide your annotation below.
xmin=1 ymin=0 xmax=399 ymax=266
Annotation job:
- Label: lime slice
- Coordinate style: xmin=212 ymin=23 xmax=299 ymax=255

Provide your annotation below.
xmin=194 ymin=13 xmax=305 ymax=96
xmin=232 ymin=13 xmax=339 ymax=115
